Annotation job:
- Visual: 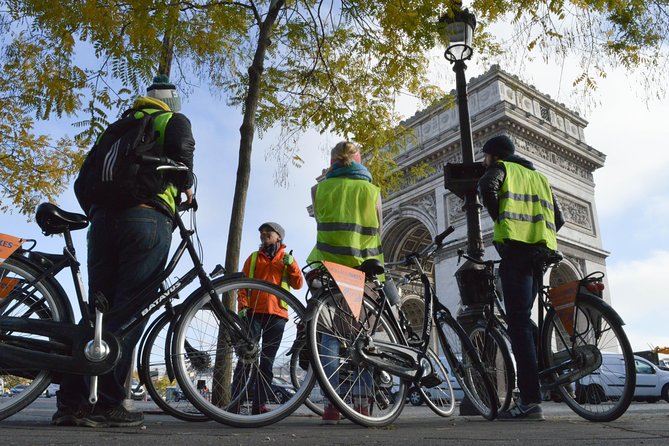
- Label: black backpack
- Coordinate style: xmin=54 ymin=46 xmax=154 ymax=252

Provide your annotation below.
xmin=74 ymin=108 xmax=171 ymax=215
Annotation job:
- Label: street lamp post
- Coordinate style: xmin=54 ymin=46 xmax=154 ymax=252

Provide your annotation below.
xmin=439 ymin=5 xmax=491 ymax=416
xmin=439 ymin=4 xmax=484 ymax=262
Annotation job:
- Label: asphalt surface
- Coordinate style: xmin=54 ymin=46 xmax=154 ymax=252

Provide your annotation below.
xmin=1 ymin=398 xmax=668 ymax=445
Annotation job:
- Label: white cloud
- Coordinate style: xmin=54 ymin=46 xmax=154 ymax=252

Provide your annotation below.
xmin=607 ymin=251 xmax=669 ymax=352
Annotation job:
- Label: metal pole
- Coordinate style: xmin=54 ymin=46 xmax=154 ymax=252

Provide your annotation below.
xmin=452 ymin=59 xmax=484 ymax=261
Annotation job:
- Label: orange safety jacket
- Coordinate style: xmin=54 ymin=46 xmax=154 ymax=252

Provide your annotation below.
xmin=237 ymin=244 xmax=303 ymax=319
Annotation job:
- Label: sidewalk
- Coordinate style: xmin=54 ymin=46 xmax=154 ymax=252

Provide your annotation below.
xmin=2 ymin=401 xmax=668 ymax=445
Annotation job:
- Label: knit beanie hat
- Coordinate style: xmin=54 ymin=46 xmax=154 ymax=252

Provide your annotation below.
xmin=147 ymin=74 xmax=181 ymax=112
xmin=259 ymin=222 xmax=285 ymax=241
xmin=482 ymin=135 xmax=515 ymax=159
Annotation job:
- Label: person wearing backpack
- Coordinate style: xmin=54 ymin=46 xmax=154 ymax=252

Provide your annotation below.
xmin=53 ymin=75 xmax=195 ymax=428
xmin=231 ymin=222 xmax=303 ymax=414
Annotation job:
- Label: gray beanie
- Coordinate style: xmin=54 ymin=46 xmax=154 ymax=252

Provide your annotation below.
xmin=259 ymin=222 xmax=285 ymax=240
xmin=482 ymin=135 xmax=515 ymax=159
xmin=147 ymin=74 xmax=181 ymax=112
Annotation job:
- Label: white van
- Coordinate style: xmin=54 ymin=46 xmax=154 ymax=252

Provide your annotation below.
xmin=577 ymin=353 xmax=669 ymax=403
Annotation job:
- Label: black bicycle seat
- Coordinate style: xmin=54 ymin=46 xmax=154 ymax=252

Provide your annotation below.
xmin=35 ymin=202 xmax=89 ymax=236
xmin=356 ymin=259 xmax=385 ymax=278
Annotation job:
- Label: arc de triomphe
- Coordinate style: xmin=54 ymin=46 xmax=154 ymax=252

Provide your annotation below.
xmin=381 ymin=65 xmax=609 ymax=329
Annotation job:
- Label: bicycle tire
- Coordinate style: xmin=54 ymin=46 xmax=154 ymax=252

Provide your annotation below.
xmin=435 ymin=309 xmax=498 ymax=420
xmin=171 ymin=277 xmax=315 ymax=427
xmin=0 ymin=255 xmax=71 ymax=421
xmin=468 ymin=321 xmax=515 ymax=412
xmin=139 ymin=310 xmax=208 ymax=422
xmin=541 ymin=294 xmax=635 ymax=422
xmin=418 ymin=347 xmax=456 ymax=417
xmin=306 ymin=292 xmax=408 ymax=427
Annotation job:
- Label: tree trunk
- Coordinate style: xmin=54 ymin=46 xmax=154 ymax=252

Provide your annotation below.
xmin=212 ymin=0 xmax=286 ymax=407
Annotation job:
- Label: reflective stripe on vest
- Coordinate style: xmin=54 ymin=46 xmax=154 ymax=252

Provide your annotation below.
xmin=307 ymin=177 xmax=384 ymax=268
xmin=249 ymin=251 xmax=289 ymax=309
xmin=494 ymin=161 xmax=558 ymax=250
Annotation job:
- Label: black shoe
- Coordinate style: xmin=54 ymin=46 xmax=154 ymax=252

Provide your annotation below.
xmin=92 ymin=405 xmax=144 ymax=427
xmin=497 ymin=401 xmax=545 ymax=421
xmin=52 ymin=407 xmax=106 ymax=428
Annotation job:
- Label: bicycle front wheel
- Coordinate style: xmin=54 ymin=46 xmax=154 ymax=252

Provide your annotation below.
xmin=306 ymin=292 xmax=408 ymax=427
xmin=139 ymin=309 xmax=208 ymax=422
xmin=418 ymin=347 xmax=456 ymax=417
xmin=171 ymin=277 xmax=315 ymax=427
xmin=468 ymin=322 xmax=515 ymax=412
xmin=541 ymin=295 xmax=635 ymax=422
xmin=0 ymin=254 xmax=71 ymax=421
xmin=435 ymin=309 xmax=498 ymax=420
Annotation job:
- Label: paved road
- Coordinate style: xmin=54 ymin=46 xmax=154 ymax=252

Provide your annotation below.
xmin=2 ymin=398 xmax=668 ymax=445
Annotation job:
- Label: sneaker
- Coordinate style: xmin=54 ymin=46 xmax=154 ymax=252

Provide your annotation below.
xmin=252 ymin=404 xmax=271 ymax=415
xmin=321 ymin=404 xmax=341 ymax=425
xmin=497 ymin=401 xmax=545 ymax=421
xmin=52 ymin=407 xmax=106 ymax=428
xmin=92 ymin=405 xmax=144 ymax=427
xmin=353 ymin=397 xmax=370 ymax=416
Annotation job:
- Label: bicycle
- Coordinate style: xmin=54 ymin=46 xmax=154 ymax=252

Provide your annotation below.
xmin=305 ymin=226 xmax=498 ymax=427
xmin=459 ymin=248 xmax=636 ymax=422
xmin=0 ymin=160 xmax=315 ymax=427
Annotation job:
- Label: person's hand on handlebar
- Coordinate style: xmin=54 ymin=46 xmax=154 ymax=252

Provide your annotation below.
xmin=184 ymin=187 xmax=194 ymax=204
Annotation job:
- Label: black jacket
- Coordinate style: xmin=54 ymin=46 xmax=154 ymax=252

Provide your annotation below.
xmin=478 ymin=154 xmax=565 ymax=232
xmin=148 ymin=112 xmax=195 ymax=217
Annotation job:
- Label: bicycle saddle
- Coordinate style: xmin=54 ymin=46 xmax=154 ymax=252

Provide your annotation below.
xmin=356 ymin=259 xmax=385 ymax=278
xmin=35 ymin=202 xmax=89 ymax=236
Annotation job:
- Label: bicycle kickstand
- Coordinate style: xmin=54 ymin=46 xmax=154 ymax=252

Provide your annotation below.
xmin=85 ymin=291 xmax=111 ymax=405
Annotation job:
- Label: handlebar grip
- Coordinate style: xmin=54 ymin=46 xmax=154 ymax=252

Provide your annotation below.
xmin=435 ymin=226 xmax=455 ymax=245
xmin=137 ymin=154 xmax=170 ymax=165
xmin=177 ymin=198 xmax=198 ymax=212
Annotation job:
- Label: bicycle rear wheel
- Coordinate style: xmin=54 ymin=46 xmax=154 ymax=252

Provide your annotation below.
xmin=541 ymin=295 xmax=635 ymax=422
xmin=171 ymin=277 xmax=315 ymax=427
xmin=418 ymin=347 xmax=456 ymax=417
xmin=288 ymin=329 xmax=323 ymax=416
xmin=306 ymin=292 xmax=408 ymax=427
xmin=468 ymin=322 xmax=515 ymax=412
xmin=435 ymin=309 xmax=498 ymax=420
xmin=139 ymin=309 xmax=208 ymax=422
xmin=0 ymin=255 xmax=71 ymax=421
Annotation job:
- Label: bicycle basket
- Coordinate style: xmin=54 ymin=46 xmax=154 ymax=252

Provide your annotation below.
xmin=455 ymin=265 xmax=494 ymax=307
xmin=547 ymin=281 xmax=579 ymax=336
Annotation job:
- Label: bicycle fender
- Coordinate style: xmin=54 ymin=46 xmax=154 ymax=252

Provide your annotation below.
xmin=576 ymin=292 xmax=626 ymax=326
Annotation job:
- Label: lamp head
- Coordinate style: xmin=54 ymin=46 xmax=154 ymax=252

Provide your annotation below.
xmin=438 ymin=4 xmax=477 ymax=62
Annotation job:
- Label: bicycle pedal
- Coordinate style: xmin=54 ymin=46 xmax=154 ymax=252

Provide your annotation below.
xmin=419 ymin=373 xmax=443 ymax=388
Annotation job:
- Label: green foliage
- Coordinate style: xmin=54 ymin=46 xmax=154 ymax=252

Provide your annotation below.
xmin=1 ymin=0 xmax=667 ymax=216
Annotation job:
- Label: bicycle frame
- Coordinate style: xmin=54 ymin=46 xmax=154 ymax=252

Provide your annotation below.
xmin=0 ymin=203 xmax=248 ymax=380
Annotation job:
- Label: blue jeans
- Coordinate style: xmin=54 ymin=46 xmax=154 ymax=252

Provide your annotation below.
xmin=497 ymin=241 xmax=543 ymax=405
xmin=320 ymin=333 xmax=372 ymax=401
xmin=231 ymin=313 xmax=286 ymax=409
xmin=58 ymin=206 xmax=172 ymax=410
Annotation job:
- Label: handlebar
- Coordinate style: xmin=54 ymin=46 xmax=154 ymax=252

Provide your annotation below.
xmin=456 ymin=248 xmax=499 ymax=267
xmin=137 ymin=154 xmax=190 ymax=171
xmin=386 ymin=225 xmax=455 ymax=268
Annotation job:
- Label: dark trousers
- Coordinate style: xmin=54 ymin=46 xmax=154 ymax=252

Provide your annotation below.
xmin=58 ymin=206 xmax=172 ymax=410
xmin=497 ymin=242 xmax=543 ymax=405
xmin=231 ymin=313 xmax=286 ymax=409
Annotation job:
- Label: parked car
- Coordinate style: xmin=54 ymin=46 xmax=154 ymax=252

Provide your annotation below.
xmin=43 ymin=383 xmax=59 ymax=398
xmin=269 ymin=377 xmax=297 ymax=404
xmin=131 ymin=379 xmax=147 ymax=401
xmin=577 ymin=354 xmax=669 ymax=403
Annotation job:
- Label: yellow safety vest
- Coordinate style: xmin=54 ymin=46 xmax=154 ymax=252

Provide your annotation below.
xmin=307 ymin=177 xmax=384 ymax=267
xmin=494 ymin=161 xmax=558 ymax=250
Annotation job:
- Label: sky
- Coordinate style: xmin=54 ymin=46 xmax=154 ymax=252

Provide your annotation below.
xmin=3 ymin=31 xmax=668 ymax=356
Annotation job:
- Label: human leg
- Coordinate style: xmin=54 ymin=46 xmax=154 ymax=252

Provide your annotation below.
xmin=498 ymin=244 xmax=542 ymax=406
xmin=254 ymin=314 xmax=286 ymax=412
